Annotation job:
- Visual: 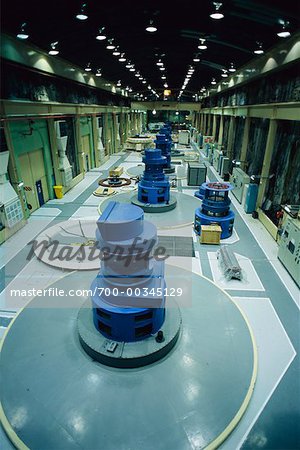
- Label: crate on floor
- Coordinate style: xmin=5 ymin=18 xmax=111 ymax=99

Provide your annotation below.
xmin=200 ymin=224 xmax=222 ymax=244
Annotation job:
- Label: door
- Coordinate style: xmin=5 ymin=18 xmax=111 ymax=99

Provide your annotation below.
xmin=19 ymin=149 xmax=49 ymax=213
xmin=82 ymin=135 xmax=91 ymax=172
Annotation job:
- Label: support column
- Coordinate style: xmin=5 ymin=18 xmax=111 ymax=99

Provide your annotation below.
xmin=218 ymin=115 xmax=224 ymax=146
xmin=227 ymin=116 xmax=236 ymax=159
xmin=207 ymin=114 xmax=212 ymax=136
xmin=75 ymin=116 xmax=85 ymax=174
xmin=91 ymin=115 xmax=100 ymax=167
xmin=240 ymin=116 xmax=250 ymax=170
xmin=212 ymin=114 xmax=217 ymax=140
xmin=256 ymin=119 xmax=278 ymax=208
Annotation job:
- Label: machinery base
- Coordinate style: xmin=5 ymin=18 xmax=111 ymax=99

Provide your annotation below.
xmin=78 ymin=299 xmax=181 ymax=368
xmin=131 ymin=194 xmax=177 ymax=213
xmin=194 ymin=210 xmax=235 ymax=239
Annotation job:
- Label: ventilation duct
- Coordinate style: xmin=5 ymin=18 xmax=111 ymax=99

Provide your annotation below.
xmin=55 ymin=121 xmax=73 ymax=187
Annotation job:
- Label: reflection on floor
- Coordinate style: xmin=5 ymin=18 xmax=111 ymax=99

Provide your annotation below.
xmin=0 ymin=146 xmax=299 ymax=450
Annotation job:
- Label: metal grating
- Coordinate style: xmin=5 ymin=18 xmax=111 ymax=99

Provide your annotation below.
xmin=156 ymin=236 xmax=195 ymax=257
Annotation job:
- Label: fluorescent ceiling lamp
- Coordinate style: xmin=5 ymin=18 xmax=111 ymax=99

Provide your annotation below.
xmin=76 ymin=3 xmax=88 ymax=20
xmin=210 ymin=2 xmax=224 ymax=19
xmin=198 ymin=39 xmax=207 ymax=50
xmin=277 ymin=21 xmax=291 ymax=38
xmin=254 ymin=42 xmax=264 ymax=54
xmin=96 ymin=27 xmax=106 ymax=40
xmin=142 ymin=80 xmax=147 ymax=84
xmin=96 ymin=69 xmax=102 ymax=77
xmin=228 ymin=63 xmax=236 ymax=72
xmin=17 ymin=23 xmax=29 ymax=39
xmin=106 ymin=39 xmax=115 ymax=50
xmin=49 ymin=42 xmax=59 ymax=55
xmin=193 ymin=55 xmax=200 ymax=62
xmin=119 ymin=53 xmax=126 ymax=62
xmin=146 ymin=19 xmax=157 ymax=32
xmin=211 ymin=79 xmax=217 ymax=84
xmin=113 ymin=48 xmax=121 ymax=56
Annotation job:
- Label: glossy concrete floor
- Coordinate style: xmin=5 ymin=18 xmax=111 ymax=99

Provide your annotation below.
xmin=0 ymin=147 xmax=299 ymax=450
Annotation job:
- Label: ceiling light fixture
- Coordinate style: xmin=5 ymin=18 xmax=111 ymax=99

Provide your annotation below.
xmin=210 ymin=2 xmax=224 ymax=19
xmin=17 ymin=22 xmax=29 ymax=40
xmin=76 ymin=3 xmax=88 ymax=20
xmin=211 ymin=78 xmax=217 ymax=85
xmin=85 ymin=62 xmax=92 ymax=72
xmin=96 ymin=27 xmax=106 ymax=40
xmin=164 ymin=83 xmax=168 ymax=88
xmin=221 ymin=69 xmax=228 ymax=77
xmin=96 ymin=69 xmax=102 ymax=77
xmin=198 ymin=38 xmax=207 ymax=50
xmin=118 ymin=53 xmax=126 ymax=62
xmin=125 ymin=62 xmax=132 ymax=68
xmin=113 ymin=47 xmax=121 ymax=56
xmin=152 ymin=109 xmax=157 ymax=115
xmin=117 ymin=80 xmax=121 ymax=87
xmin=146 ymin=19 xmax=157 ymax=33
xmin=48 ymin=41 xmax=59 ymax=55
xmin=228 ymin=63 xmax=236 ymax=72
xmin=161 ymin=75 xmax=166 ymax=80
xmin=277 ymin=21 xmax=291 ymax=38
xmin=106 ymin=39 xmax=115 ymax=50
xmin=156 ymin=60 xmax=163 ymax=66
xmin=129 ymin=67 xmax=136 ymax=72
xmin=193 ymin=54 xmax=200 ymax=62
xmin=254 ymin=42 xmax=264 ymax=54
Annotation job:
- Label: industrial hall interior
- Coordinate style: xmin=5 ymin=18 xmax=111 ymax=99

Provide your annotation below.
xmin=0 ymin=0 xmax=299 ymax=449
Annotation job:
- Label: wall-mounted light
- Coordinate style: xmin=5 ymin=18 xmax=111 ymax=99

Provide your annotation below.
xmin=254 ymin=42 xmax=264 ymax=54
xmin=76 ymin=3 xmax=88 ymax=20
xmin=96 ymin=27 xmax=106 ymax=40
xmin=210 ymin=2 xmax=224 ymax=19
xmin=198 ymin=38 xmax=207 ymax=50
xmin=277 ymin=21 xmax=291 ymax=38
xmin=49 ymin=42 xmax=59 ymax=55
xmin=146 ymin=19 xmax=157 ymax=32
xmin=106 ymin=39 xmax=115 ymax=50
xmin=152 ymin=109 xmax=157 ymax=115
xmin=17 ymin=23 xmax=29 ymax=40
xmin=175 ymin=111 xmax=179 ymax=115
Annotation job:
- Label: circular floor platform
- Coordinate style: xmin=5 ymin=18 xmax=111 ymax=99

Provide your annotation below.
xmin=0 ymin=266 xmax=257 ymax=450
xmin=126 ymin=165 xmax=144 ymax=177
xmin=98 ymin=191 xmax=201 ymax=229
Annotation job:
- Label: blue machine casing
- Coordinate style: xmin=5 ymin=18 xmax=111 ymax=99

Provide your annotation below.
xmin=154 ymin=133 xmax=172 ymax=169
xmin=91 ymin=201 xmax=166 ymax=342
xmin=138 ymin=148 xmax=170 ymax=204
xmin=244 ymin=183 xmax=258 ymax=214
xmin=195 ymin=182 xmax=207 ymax=200
xmin=194 ymin=182 xmax=235 ymax=239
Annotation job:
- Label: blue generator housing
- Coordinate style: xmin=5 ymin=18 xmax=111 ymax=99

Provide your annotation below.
xmin=91 ymin=201 xmax=166 ymax=342
xmin=194 ymin=182 xmax=235 ymax=239
xmin=138 ymin=148 xmax=170 ymax=204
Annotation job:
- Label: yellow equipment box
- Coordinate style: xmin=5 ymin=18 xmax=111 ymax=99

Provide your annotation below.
xmin=200 ymin=224 xmax=222 ymax=244
xmin=109 ymin=166 xmax=123 ymax=177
